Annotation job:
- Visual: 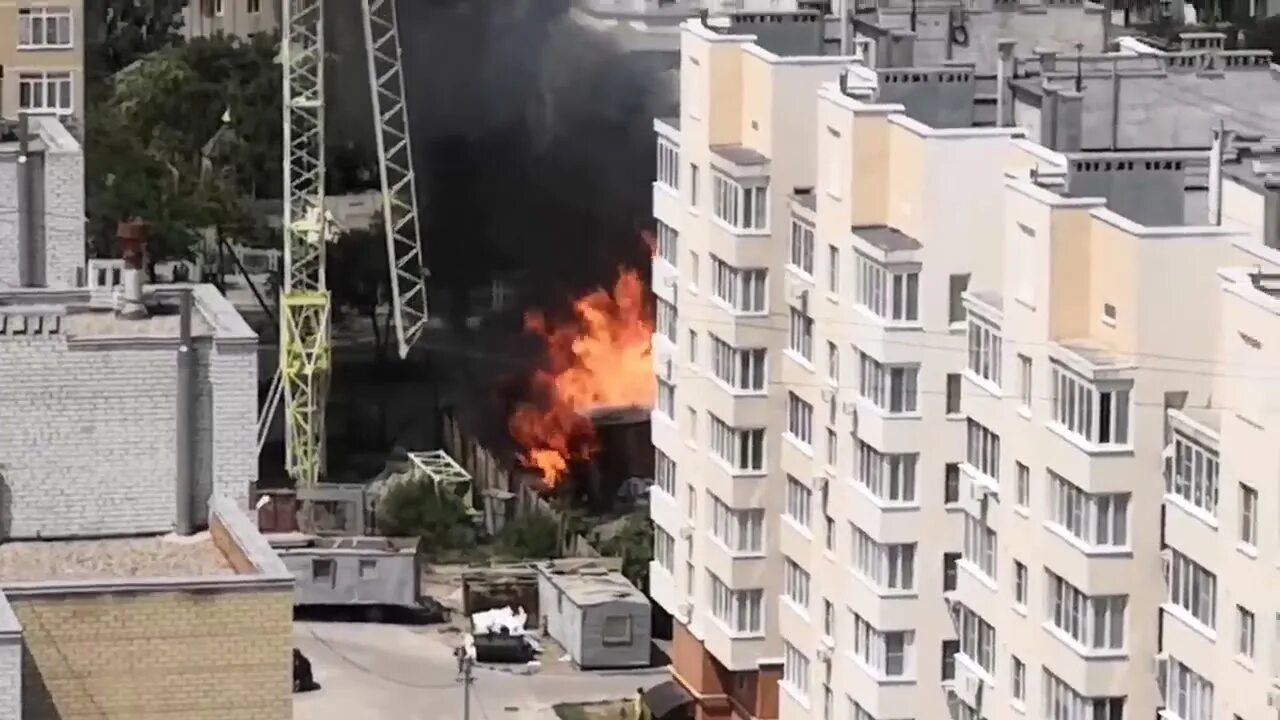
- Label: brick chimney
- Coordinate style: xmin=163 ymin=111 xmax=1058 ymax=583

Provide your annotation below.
xmin=117 ymin=219 xmax=149 ymax=319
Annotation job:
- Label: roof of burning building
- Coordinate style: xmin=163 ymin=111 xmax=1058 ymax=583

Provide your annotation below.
xmin=579 ymin=404 xmax=652 ymax=426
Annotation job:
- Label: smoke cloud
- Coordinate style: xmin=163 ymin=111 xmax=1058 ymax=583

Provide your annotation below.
xmin=397 ymin=0 xmax=677 ymax=322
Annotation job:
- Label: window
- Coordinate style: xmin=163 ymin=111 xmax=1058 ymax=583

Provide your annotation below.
xmin=783 ymin=642 xmax=810 ymax=696
xmin=827 ymin=342 xmax=840 ymax=383
xmin=685 ymin=561 xmax=695 ymax=596
xmin=248 ymin=0 xmax=261 ymax=12
xmin=713 ymin=173 xmax=768 ymax=230
xmin=787 ymin=392 xmax=814 ymax=445
xmin=789 ymin=308 xmax=814 ymax=361
xmin=823 ymin=599 xmax=836 ymax=638
xmin=710 ymin=335 xmax=766 ymax=392
xmin=858 ymin=352 xmax=918 ymax=413
xmin=602 ymin=616 xmax=633 ymax=645
xmin=1240 ymin=483 xmax=1258 ymax=546
xmin=945 ymin=373 xmax=962 ymax=414
xmin=1160 ymin=657 xmax=1213 ymax=720
xmin=1165 ymin=548 xmax=1217 ymax=629
xmin=1046 ymin=572 xmax=1126 ymax=651
xmin=940 ymin=640 xmax=959 ymax=681
xmin=18 ymin=72 xmax=73 ymax=114
xmin=690 ymin=163 xmax=700 ymax=206
xmin=689 ymin=251 xmax=701 ymax=288
xmin=710 ymin=256 xmax=767 ymax=312
xmin=358 ymin=559 xmax=379 ymax=580
xmin=657 ymin=378 xmax=675 ymax=419
xmin=709 ymin=494 xmax=764 ymax=553
xmin=1011 ymin=657 xmax=1026 ymax=702
xmin=945 ymin=463 xmax=960 ymax=504
xmin=311 ymin=558 xmax=335 ymax=585
xmin=688 ymin=329 xmax=698 ymax=363
xmin=965 ymin=419 xmax=1001 ymax=481
xmin=786 ymin=476 xmax=812 ymax=528
xmin=1166 ymin=432 xmax=1219 ymax=517
xmin=951 ymin=602 xmax=995 ymax=673
xmin=851 ymin=524 xmax=916 ymax=591
xmin=709 ymin=415 xmax=765 ymax=471
xmin=1018 ymin=354 xmax=1033 ymax=408
xmin=948 ymin=273 xmax=970 ymax=324
xmin=1238 ymin=605 xmax=1256 ymax=658
xmin=825 ymin=428 xmax=838 ymax=467
xmin=1043 ymin=671 xmax=1126 ymax=720
xmin=214 ymin=0 xmax=225 ymax=15
xmin=1052 ymin=364 xmax=1132 ymax=446
xmin=962 ymin=514 xmax=997 ymax=580
xmin=854 ymin=440 xmax=916 ymax=504
xmin=1014 ymin=561 xmax=1028 ymax=606
xmin=850 ymin=614 xmax=913 ymax=678
xmin=654 ymin=527 xmax=675 ymax=570
xmin=856 ymin=254 xmax=918 ymax=322
xmin=943 ymin=553 xmax=959 ymax=592
xmin=827 ymin=245 xmax=840 ymax=292
xmin=657 ymin=138 xmax=679 ymax=189
xmin=1015 ymin=462 xmax=1030 ymax=508
xmin=656 ymin=297 xmax=677 ymax=342
xmin=654 ymin=449 xmax=676 ymax=496
xmin=656 ymin=221 xmax=678 ymax=264
xmin=687 ymin=407 xmax=698 ymax=444
xmin=967 ymin=315 xmax=1003 ymax=386
xmin=708 ymin=572 xmax=763 ymax=634
xmin=790 ymin=218 xmax=815 ymax=275
xmin=822 ymin=487 xmax=835 ymax=551
xmin=18 ymin=7 xmax=73 ymax=48
xmin=1047 ymin=471 xmax=1129 ymax=548
xmin=686 ymin=482 xmax=697 ymax=519
xmin=784 ymin=557 xmax=811 ymax=610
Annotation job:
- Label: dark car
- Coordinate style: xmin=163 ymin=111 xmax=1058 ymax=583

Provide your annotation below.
xmin=294 ymin=648 xmax=321 ymax=693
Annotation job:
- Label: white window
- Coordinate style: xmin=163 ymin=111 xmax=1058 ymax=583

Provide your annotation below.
xmin=786 ymin=475 xmax=812 ymax=529
xmin=850 ymin=613 xmax=913 ymax=678
xmin=783 ymin=557 xmax=811 ymax=610
xmin=1046 ymin=572 xmax=1126 ymax=651
xmin=709 ymin=493 xmax=764 ymax=553
xmin=1051 ymin=364 xmax=1132 ymax=446
xmin=710 ymin=255 xmax=767 ymax=313
xmin=1165 ymin=548 xmax=1217 ymax=629
xmin=689 ymin=251 xmax=700 ymax=288
xmin=656 ymin=378 xmax=675 ymax=419
xmin=951 ymin=602 xmax=995 ymax=673
xmin=657 ymin=138 xmax=679 ymax=190
xmin=654 ymin=449 xmax=676 ymax=496
xmin=709 ymin=335 xmax=766 ymax=392
xmin=1014 ymin=561 xmax=1028 ymax=606
xmin=1237 ymin=605 xmax=1255 ymax=658
xmin=1015 ymin=462 xmax=1030 ymax=508
xmin=18 ymin=72 xmax=73 ymax=114
xmin=967 ymin=315 xmax=1003 ymax=387
xmin=690 ymin=163 xmax=700 ymax=206
xmin=1018 ymin=354 xmax=1033 ymax=408
xmin=1240 ymin=483 xmax=1258 ymax=546
xmin=962 ymin=513 xmax=997 ymax=580
xmin=857 ymin=352 xmax=918 ymax=413
xmin=823 ymin=599 xmax=836 ymax=638
xmin=1160 ymin=657 xmax=1213 ymax=720
xmin=789 ymin=218 xmax=815 ymax=275
xmin=1047 ymin=471 xmax=1129 ymax=548
xmin=827 ymin=245 xmax=840 ymax=292
xmin=827 ymin=342 xmax=840 ymax=383
xmin=708 ymin=572 xmax=763 ymax=634
xmin=1166 ymin=431 xmax=1219 ymax=517
xmin=688 ymin=329 xmax=698 ymax=363
xmin=1011 ymin=657 xmax=1026 ymax=702
xmin=656 ymin=297 xmax=677 ymax=342
xmin=855 ymin=440 xmax=916 ymax=504
xmin=825 ymin=427 xmax=838 ymax=467
xmin=783 ymin=642 xmax=810 ymax=696
xmin=654 ymin=527 xmax=675 ymax=570
xmin=789 ymin=307 xmax=814 ymax=361
xmin=945 ymin=373 xmax=962 ymax=414
xmin=856 ymin=253 xmax=918 ymax=322
xmin=18 ymin=7 xmax=74 ymax=48
xmin=712 ymin=173 xmax=768 ymax=230
xmin=787 ymin=392 xmax=814 ymax=445
xmin=1043 ymin=671 xmax=1126 ymax=720
xmin=656 ymin=221 xmax=678 ymax=264
xmin=709 ymin=414 xmax=765 ymax=472
xmin=850 ymin=524 xmax=916 ymax=591
xmin=686 ymin=407 xmax=698 ymax=444
xmin=965 ymin=419 xmax=1000 ymax=481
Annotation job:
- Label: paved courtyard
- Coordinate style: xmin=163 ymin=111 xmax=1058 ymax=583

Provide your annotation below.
xmin=293 ymin=621 xmax=666 ymax=720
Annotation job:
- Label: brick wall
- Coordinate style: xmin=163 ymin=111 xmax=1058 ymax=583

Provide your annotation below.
xmin=10 ymin=589 xmax=293 ymax=720
xmin=0 ymin=160 xmax=21 ymax=287
xmin=0 ymin=334 xmax=258 ymax=538
xmin=0 ymin=143 xmax=86 ymax=289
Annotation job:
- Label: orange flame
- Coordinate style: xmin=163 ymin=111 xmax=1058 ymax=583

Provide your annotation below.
xmin=507 ymin=268 xmax=656 ymax=486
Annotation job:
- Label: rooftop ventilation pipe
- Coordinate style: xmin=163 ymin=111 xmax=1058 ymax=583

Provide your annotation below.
xmin=176 ymin=288 xmax=197 ymax=536
xmin=1209 ymin=121 xmax=1231 ymax=226
xmin=117 ymin=220 xmax=149 ymax=319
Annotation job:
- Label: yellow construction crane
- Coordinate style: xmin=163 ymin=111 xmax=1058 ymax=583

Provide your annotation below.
xmin=261 ymin=0 xmax=429 ymax=489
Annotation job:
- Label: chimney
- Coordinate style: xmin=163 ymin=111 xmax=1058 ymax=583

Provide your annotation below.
xmin=176 ymin=288 xmax=197 ymax=536
xmin=996 ymin=39 xmax=1017 ymax=127
xmin=1208 ymin=121 xmax=1231 ymax=226
xmin=117 ymin=220 xmax=149 ymax=319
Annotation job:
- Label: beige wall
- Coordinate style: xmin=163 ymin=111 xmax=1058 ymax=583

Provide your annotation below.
xmin=0 ymin=0 xmax=85 ymax=123
xmin=184 ymin=0 xmax=280 ymax=39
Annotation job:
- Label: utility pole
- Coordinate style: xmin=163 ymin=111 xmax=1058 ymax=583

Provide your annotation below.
xmin=461 ymin=655 xmax=474 ymax=720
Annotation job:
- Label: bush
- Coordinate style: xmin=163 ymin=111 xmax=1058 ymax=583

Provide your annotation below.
xmin=595 ymin=511 xmax=653 ymax=593
xmin=497 ymin=509 xmax=563 ymax=559
xmin=376 ymin=479 xmax=476 ymax=552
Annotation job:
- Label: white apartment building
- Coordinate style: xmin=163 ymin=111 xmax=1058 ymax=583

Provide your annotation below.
xmin=652 ymin=13 xmax=1280 ymax=720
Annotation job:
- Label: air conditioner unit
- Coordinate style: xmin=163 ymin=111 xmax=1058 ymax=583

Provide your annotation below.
xmin=969 ymin=484 xmax=993 ymax=502
xmin=1150 ymin=653 xmax=1169 ymax=680
xmin=816 ymin=646 xmax=833 ymax=663
xmin=680 ymin=525 xmax=695 ymax=540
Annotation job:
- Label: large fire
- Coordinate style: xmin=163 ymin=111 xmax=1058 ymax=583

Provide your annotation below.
xmin=508 ymin=268 xmax=656 ymax=486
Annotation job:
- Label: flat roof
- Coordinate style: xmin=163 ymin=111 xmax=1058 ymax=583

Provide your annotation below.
xmin=711 ymin=143 xmax=770 ymax=166
xmin=0 ymin=534 xmax=236 ymax=584
xmin=538 ymin=560 xmax=647 ymax=607
xmin=852 ymin=225 xmax=922 ymax=252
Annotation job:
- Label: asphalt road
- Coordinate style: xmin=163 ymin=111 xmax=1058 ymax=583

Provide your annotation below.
xmin=292 ymin=622 xmax=666 ymax=720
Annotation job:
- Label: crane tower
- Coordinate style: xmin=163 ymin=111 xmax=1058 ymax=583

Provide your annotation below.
xmin=278 ymin=0 xmax=428 ymax=488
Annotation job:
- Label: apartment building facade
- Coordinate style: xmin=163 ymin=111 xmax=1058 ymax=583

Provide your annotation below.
xmin=0 ymin=0 xmax=83 ymax=122
xmin=653 ymin=14 xmax=1280 ymax=720
xmin=183 ymin=0 xmax=280 ymax=39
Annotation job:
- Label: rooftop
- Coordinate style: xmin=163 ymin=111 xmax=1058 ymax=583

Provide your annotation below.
xmin=853 ymin=224 xmax=923 ymax=252
xmin=0 ymin=534 xmax=235 ymax=584
xmin=537 ymin=558 xmax=648 ymax=607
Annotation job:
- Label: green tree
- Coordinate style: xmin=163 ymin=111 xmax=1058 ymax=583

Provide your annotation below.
xmin=376 ymin=479 xmax=477 ymax=551
xmin=595 ymin=511 xmax=653 ymax=593
xmin=87 ymin=0 xmax=189 ymax=83
xmin=497 ymin=510 xmax=563 ymax=560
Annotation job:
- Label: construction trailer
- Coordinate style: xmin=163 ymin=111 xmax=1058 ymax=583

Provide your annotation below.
xmin=273 ymin=534 xmax=421 ymax=609
xmin=536 ymin=559 xmax=652 ymax=670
